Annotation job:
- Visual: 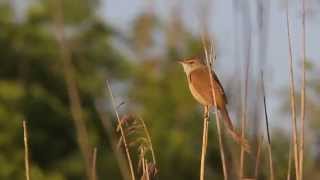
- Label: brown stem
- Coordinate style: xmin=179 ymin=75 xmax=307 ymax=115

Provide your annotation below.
xmin=200 ymin=106 xmax=209 ymax=180
xmin=23 ymin=120 xmax=30 ymax=180
xmin=137 ymin=116 xmax=156 ymax=164
xmin=51 ymin=0 xmax=92 ymax=179
xmin=95 ymin=103 xmax=131 ymax=180
xmin=91 ymin=148 xmax=98 ymax=180
xmin=299 ymin=0 xmax=306 ymax=178
xmin=254 ymin=137 xmax=262 ymax=178
xmin=107 ymin=82 xmax=136 ymax=180
xmin=267 ymin=142 xmax=275 ymax=180
xmin=216 ymin=112 xmax=228 ymax=180
xmin=286 ymin=1 xmax=300 ymax=179
xmin=287 ymin=143 xmax=293 ymax=180
xmin=203 ymin=42 xmax=228 ymax=180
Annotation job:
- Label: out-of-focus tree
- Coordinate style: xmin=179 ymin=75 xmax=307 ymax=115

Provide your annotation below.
xmin=0 ymin=0 xmax=133 ymax=179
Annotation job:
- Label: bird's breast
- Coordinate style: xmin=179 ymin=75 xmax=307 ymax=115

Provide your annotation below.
xmin=188 ymin=81 xmax=211 ymax=106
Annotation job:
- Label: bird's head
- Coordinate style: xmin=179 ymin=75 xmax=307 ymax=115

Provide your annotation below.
xmin=178 ymin=58 xmax=204 ymax=74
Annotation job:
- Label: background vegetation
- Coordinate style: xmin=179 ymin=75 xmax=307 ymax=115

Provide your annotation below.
xmin=0 ymin=0 xmax=319 ymax=179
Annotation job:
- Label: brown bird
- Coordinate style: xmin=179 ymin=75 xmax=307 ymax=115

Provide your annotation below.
xmin=179 ymin=58 xmax=250 ymax=152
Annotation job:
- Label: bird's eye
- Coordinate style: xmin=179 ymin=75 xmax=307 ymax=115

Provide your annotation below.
xmin=189 ymin=61 xmax=194 ymax=64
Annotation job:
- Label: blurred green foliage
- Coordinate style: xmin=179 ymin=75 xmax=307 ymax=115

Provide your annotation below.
xmin=1 ymin=0 xmax=320 ymax=180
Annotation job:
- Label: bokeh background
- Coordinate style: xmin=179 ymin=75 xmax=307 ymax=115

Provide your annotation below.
xmin=1 ymin=0 xmax=320 ymax=179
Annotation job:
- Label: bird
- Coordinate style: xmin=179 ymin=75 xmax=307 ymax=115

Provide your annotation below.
xmin=179 ymin=58 xmax=250 ymax=152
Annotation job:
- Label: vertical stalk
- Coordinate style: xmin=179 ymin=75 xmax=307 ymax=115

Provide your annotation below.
xmin=287 ymin=143 xmax=293 ymax=180
xmin=216 ymin=112 xmax=228 ymax=180
xmin=299 ymin=0 xmax=306 ymax=178
xmin=107 ymin=82 xmax=136 ymax=180
xmin=267 ymin=144 xmax=275 ymax=180
xmin=200 ymin=106 xmax=209 ymax=180
xmin=203 ymin=42 xmax=228 ymax=180
xmin=95 ymin=104 xmax=131 ymax=180
xmin=91 ymin=147 xmax=97 ymax=180
xmin=51 ymin=0 xmax=92 ymax=178
xmin=254 ymin=137 xmax=262 ymax=178
xmin=240 ymin=57 xmax=250 ymax=179
xmin=137 ymin=116 xmax=156 ymax=164
xmin=261 ymin=71 xmax=274 ymax=180
xmin=285 ymin=1 xmax=300 ymax=179
xmin=239 ymin=0 xmax=252 ymax=177
xmin=23 ymin=120 xmax=30 ymax=180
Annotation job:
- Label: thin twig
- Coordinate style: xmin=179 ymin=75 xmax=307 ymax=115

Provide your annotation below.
xmin=137 ymin=116 xmax=156 ymax=164
xmin=145 ymin=160 xmax=150 ymax=180
xmin=240 ymin=52 xmax=250 ymax=180
xmin=107 ymin=81 xmax=136 ymax=180
xmin=216 ymin=112 xmax=228 ymax=180
xmin=203 ymin=39 xmax=228 ymax=180
xmin=91 ymin=147 xmax=97 ymax=180
xmin=287 ymin=143 xmax=293 ymax=180
xmin=261 ymin=71 xmax=271 ymax=145
xmin=51 ymin=0 xmax=92 ymax=178
xmin=200 ymin=106 xmax=209 ymax=180
xmin=299 ymin=0 xmax=306 ymax=178
xmin=239 ymin=1 xmax=252 ymax=177
xmin=261 ymin=71 xmax=274 ymax=180
xmin=95 ymin=103 xmax=131 ymax=180
xmin=199 ymin=35 xmax=209 ymax=180
xmin=286 ymin=1 xmax=300 ymax=179
xmin=267 ymin=143 xmax=275 ymax=180
xmin=23 ymin=120 xmax=30 ymax=180
xmin=254 ymin=137 xmax=262 ymax=178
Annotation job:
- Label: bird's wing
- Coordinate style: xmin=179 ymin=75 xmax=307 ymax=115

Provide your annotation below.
xmin=210 ymin=69 xmax=228 ymax=104
xmin=189 ymin=67 xmax=228 ymax=105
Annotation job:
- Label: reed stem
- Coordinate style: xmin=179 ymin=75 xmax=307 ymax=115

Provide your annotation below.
xmin=23 ymin=120 xmax=30 ymax=180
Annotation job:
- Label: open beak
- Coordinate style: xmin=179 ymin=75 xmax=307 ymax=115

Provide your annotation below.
xmin=178 ymin=60 xmax=184 ymax=64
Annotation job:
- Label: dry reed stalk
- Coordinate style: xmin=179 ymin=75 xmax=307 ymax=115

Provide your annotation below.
xmin=200 ymin=107 xmax=209 ymax=180
xmin=239 ymin=1 xmax=252 ymax=177
xmin=267 ymin=143 xmax=274 ymax=180
xmin=299 ymin=0 xmax=306 ymax=178
xmin=285 ymin=1 xmax=300 ymax=179
xmin=91 ymin=147 xmax=97 ymax=180
xmin=145 ymin=159 xmax=150 ymax=180
xmin=23 ymin=120 xmax=30 ymax=180
xmin=215 ymin=112 xmax=228 ymax=180
xmin=137 ymin=116 xmax=156 ymax=164
xmin=51 ymin=0 xmax=92 ymax=178
xmin=95 ymin=104 xmax=131 ymax=180
xmin=239 ymin=53 xmax=250 ymax=180
xmin=203 ymin=39 xmax=228 ymax=180
xmin=261 ymin=71 xmax=274 ymax=180
xmin=287 ymin=143 xmax=293 ymax=180
xmin=198 ymin=35 xmax=209 ymax=180
xmin=139 ymin=147 xmax=151 ymax=180
xmin=107 ymin=82 xmax=136 ymax=180
xmin=254 ymin=137 xmax=262 ymax=178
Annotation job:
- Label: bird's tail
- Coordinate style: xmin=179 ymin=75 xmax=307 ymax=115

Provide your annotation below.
xmin=220 ymin=107 xmax=251 ymax=153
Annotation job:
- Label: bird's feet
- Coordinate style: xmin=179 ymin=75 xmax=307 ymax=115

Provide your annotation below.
xmin=203 ymin=106 xmax=210 ymax=121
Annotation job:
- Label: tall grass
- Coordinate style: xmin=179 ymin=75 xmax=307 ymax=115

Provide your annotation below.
xmin=254 ymin=137 xmax=262 ymax=178
xmin=95 ymin=102 xmax=131 ymax=180
xmin=203 ymin=40 xmax=228 ymax=180
xmin=91 ymin=147 xmax=98 ymax=180
xmin=23 ymin=120 xmax=30 ymax=180
xmin=199 ymin=106 xmax=210 ymax=180
xmin=299 ymin=0 xmax=306 ymax=178
xmin=106 ymin=82 xmax=136 ymax=180
xmin=261 ymin=71 xmax=274 ymax=180
xmin=51 ymin=0 xmax=93 ymax=178
xmin=285 ymin=0 xmax=300 ymax=179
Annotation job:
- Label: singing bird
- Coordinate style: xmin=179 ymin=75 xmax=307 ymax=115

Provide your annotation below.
xmin=179 ymin=58 xmax=250 ymax=152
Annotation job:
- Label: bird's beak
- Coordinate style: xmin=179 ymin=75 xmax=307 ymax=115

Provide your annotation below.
xmin=178 ymin=60 xmax=184 ymax=65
